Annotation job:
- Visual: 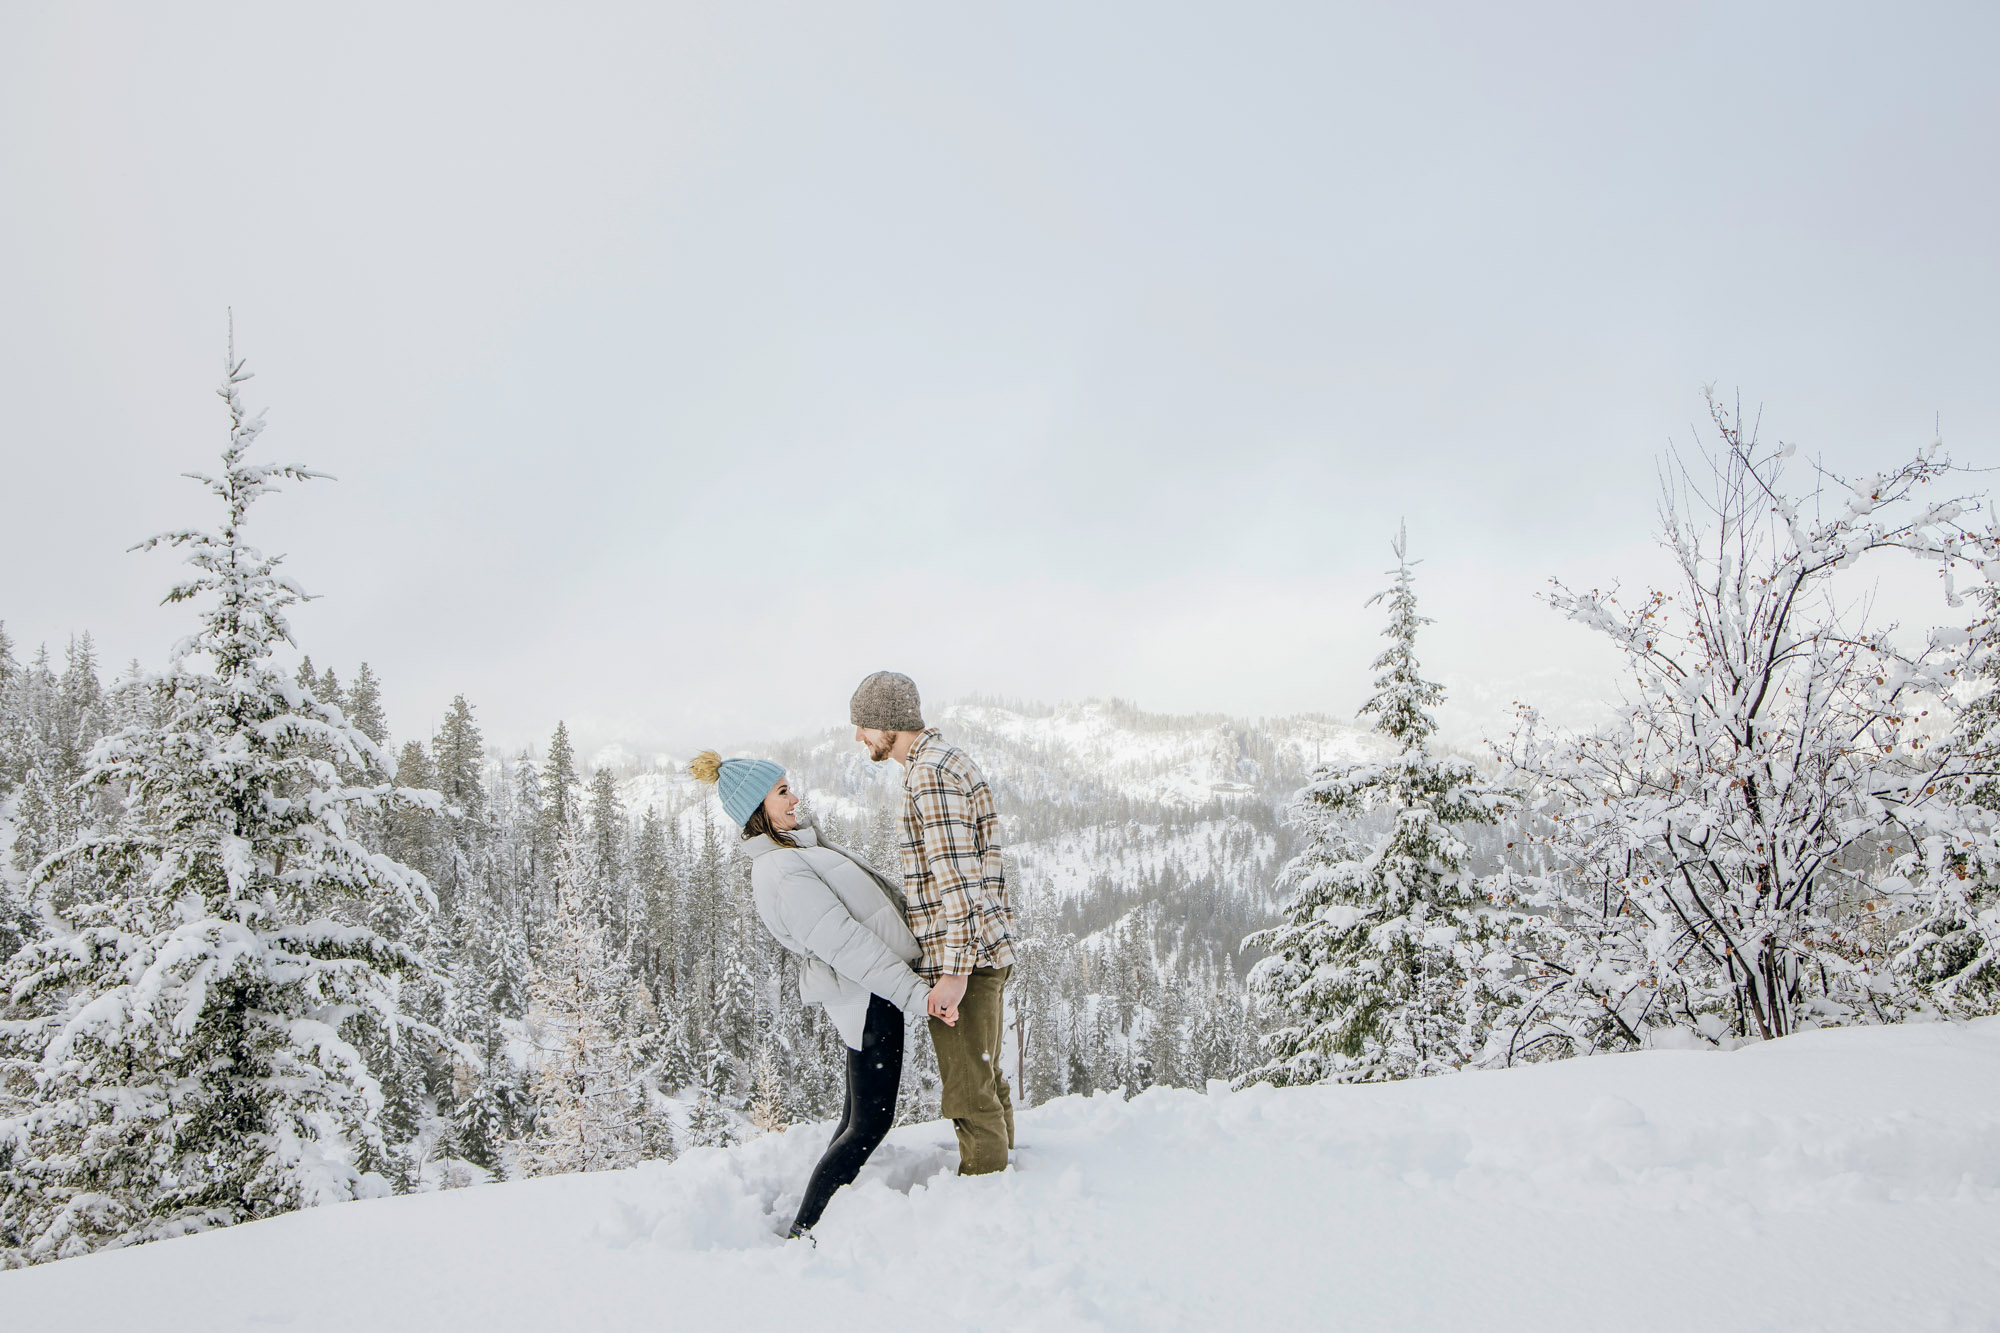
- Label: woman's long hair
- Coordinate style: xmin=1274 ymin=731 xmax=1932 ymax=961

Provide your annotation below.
xmin=741 ymin=799 xmax=799 ymax=848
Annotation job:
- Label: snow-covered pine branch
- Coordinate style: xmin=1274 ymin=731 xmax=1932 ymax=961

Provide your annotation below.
xmin=0 ymin=345 xmax=449 ymax=1267
xmin=1243 ymin=525 xmax=1514 ymax=1085
xmin=1496 ymin=394 xmax=2000 ymax=1060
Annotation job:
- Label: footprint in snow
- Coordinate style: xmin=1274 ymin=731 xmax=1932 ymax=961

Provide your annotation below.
xmin=856 ymin=1140 xmax=959 ymax=1194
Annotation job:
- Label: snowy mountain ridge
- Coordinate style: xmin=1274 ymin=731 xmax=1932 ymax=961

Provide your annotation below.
xmin=579 ymin=697 xmax=1390 ymax=969
xmin=587 ymin=698 xmax=1390 ymax=823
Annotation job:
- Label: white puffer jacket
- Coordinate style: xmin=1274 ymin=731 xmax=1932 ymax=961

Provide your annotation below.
xmin=742 ymin=824 xmax=929 ymax=1049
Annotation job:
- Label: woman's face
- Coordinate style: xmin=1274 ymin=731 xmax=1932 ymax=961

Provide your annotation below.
xmin=762 ymin=778 xmax=800 ymax=831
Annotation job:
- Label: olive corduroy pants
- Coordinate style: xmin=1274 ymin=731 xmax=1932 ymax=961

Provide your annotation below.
xmin=928 ymin=965 xmax=1015 ymax=1175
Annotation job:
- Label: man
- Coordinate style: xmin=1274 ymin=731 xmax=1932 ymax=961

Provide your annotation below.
xmin=850 ymin=670 xmax=1018 ymax=1175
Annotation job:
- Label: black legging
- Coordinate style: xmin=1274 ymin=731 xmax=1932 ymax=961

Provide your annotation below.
xmin=792 ymin=994 xmax=905 ymax=1233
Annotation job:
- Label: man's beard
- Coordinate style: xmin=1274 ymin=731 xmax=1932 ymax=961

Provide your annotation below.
xmin=865 ymin=734 xmax=895 ymax=762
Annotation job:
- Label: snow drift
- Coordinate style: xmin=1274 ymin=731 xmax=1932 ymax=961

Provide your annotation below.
xmin=6 ymin=1019 xmax=1997 ymax=1332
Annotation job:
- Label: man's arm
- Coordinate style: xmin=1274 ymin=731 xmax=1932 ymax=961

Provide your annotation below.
xmin=909 ymin=759 xmax=986 ymax=981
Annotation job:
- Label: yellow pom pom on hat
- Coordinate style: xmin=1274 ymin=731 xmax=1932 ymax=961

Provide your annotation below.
xmin=688 ymin=751 xmax=723 ymax=785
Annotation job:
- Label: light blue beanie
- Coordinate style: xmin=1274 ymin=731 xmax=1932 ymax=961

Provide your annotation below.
xmin=689 ymin=750 xmax=787 ymax=828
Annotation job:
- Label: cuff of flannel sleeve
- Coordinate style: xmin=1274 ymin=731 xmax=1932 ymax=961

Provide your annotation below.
xmin=937 ymin=945 xmax=976 ymax=976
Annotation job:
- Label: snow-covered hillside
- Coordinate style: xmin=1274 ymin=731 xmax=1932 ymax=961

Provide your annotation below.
xmin=8 ymin=1020 xmax=1995 ymax=1331
xmin=1011 ymin=817 xmax=1276 ymax=908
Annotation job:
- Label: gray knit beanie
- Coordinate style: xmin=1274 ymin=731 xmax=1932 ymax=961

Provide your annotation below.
xmin=850 ymin=671 xmax=925 ymax=731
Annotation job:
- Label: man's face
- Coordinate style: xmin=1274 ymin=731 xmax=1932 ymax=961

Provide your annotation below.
xmin=855 ymin=726 xmax=896 ymax=763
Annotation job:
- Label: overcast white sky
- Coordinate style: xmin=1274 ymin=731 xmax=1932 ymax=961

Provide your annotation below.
xmin=4 ymin=3 xmax=1997 ymax=757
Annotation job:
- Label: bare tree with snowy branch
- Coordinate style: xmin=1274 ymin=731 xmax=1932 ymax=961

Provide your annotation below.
xmin=1498 ymin=394 xmax=2000 ymax=1059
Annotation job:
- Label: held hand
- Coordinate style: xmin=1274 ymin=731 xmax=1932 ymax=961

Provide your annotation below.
xmin=927 ymin=973 xmax=969 ymax=1026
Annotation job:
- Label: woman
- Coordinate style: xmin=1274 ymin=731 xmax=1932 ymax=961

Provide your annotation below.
xmin=688 ymin=749 xmax=940 ymax=1239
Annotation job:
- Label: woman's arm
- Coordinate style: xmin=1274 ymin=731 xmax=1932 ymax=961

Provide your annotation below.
xmin=769 ymin=859 xmax=929 ymax=1017
xmin=821 ymin=839 xmax=911 ymax=920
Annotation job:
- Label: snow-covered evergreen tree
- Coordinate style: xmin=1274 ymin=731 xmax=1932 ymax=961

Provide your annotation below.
xmin=0 ymin=346 xmax=444 ymax=1265
xmin=430 ymin=695 xmax=488 ymax=913
xmin=507 ymin=751 xmax=548 ymax=936
xmin=542 ymin=722 xmax=579 ymax=840
xmin=631 ymin=809 xmax=675 ymax=995
xmin=385 ymin=739 xmax=441 ymax=889
xmin=0 ymin=621 xmax=16 ymax=721
xmin=1187 ymin=962 xmax=1250 ymax=1085
xmin=344 ymin=664 xmax=389 ymax=758
xmin=713 ymin=933 xmax=759 ymax=1068
xmin=5 ymin=639 xmax=115 ymax=906
xmin=586 ymin=766 xmax=627 ymax=945
xmin=520 ymin=825 xmax=668 ymax=1176
xmin=1900 ymin=605 xmax=2000 ymax=1013
xmin=1244 ymin=526 xmax=1511 ymax=1085
xmin=0 ymin=623 xmax=28 ymax=956
xmin=1140 ymin=978 xmax=1184 ymax=1089
xmin=682 ymin=1088 xmax=734 ymax=1150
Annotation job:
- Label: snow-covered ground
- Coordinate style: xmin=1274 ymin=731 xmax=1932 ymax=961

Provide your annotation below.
xmin=8 ymin=1019 xmax=1997 ymax=1331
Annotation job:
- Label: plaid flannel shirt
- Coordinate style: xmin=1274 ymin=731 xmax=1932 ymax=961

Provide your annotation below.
xmin=898 ymin=729 xmax=1017 ymax=981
